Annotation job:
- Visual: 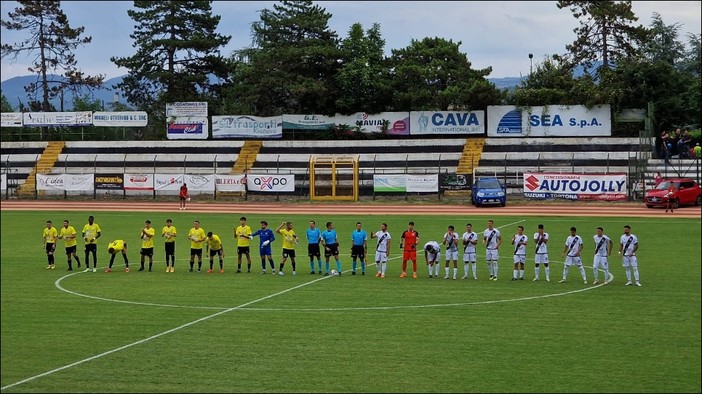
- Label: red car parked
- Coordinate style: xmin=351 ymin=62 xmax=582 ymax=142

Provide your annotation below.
xmin=644 ymin=178 xmax=702 ymax=209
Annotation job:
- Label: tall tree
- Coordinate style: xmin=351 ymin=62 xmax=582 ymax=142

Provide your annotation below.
xmin=510 ymin=56 xmax=599 ymax=107
xmin=224 ymin=0 xmax=341 ymax=116
xmin=1 ymin=0 xmax=104 ymax=112
xmin=111 ymin=1 xmax=231 ymax=113
xmin=1 ymin=92 xmax=13 ymax=112
xmin=387 ymin=37 xmax=500 ymax=111
xmin=643 ymin=12 xmax=685 ymax=66
xmin=556 ymin=0 xmax=649 ymax=72
xmin=335 ymin=23 xmax=389 ymax=114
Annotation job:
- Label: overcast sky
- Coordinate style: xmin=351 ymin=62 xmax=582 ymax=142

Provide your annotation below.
xmin=1 ymin=1 xmax=700 ymax=81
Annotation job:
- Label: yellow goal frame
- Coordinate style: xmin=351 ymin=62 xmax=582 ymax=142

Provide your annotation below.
xmin=309 ymin=155 xmax=359 ymax=201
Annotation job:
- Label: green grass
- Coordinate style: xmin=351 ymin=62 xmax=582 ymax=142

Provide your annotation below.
xmin=1 ymin=210 xmax=700 ymax=393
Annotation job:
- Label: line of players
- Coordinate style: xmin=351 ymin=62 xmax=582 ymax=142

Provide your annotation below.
xmin=42 ymin=216 xmax=642 ymax=286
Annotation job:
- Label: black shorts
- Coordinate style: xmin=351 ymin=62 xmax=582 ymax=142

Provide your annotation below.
xmin=85 ymin=243 xmax=97 ymax=253
xmin=308 ymin=243 xmax=321 ymax=257
xmin=190 ymin=248 xmax=202 ymax=256
xmin=282 ymin=249 xmax=296 ymax=259
xmin=165 ymin=242 xmax=175 ymax=256
xmin=237 ymin=246 xmax=250 ymax=256
xmin=351 ymin=245 xmax=366 ymax=259
xmin=65 ymin=245 xmax=77 ymax=255
xmin=46 ymin=243 xmax=55 ymax=254
xmin=210 ymin=249 xmax=223 ymax=258
xmin=324 ymin=243 xmax=339 ymax=257
xmin=140 ymin=247 xmax=153 ymax=257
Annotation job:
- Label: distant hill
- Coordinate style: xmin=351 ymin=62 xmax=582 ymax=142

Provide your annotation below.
xmin=2 ymin=73 xmax=526 ymax=111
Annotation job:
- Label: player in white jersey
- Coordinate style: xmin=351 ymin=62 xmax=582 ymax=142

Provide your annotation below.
xmin=560 ymin=226 xmax=588 ymax=284
xmin=424 ymin=240 xmax=441 ymax=278
xmin=370 ymin=223 xmax=391 ymax=278
xmin=483 ymin=219 xmax=502 ymax=281
xmin=511 ymin=225 xmax=528 ymax=280
xmin=533 ymin=224 xmax=550 ymax=282
xmin=618 ymin=225 xmax=641 ymax=286
xmin=592 ymin=227 xmax=613 ymax=285
xmin=443 ymin=225 xmax=459 ymax=279
xmin=461 ymin=223 xmax=478 ymax=279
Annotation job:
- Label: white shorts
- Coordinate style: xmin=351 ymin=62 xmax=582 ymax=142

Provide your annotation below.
xmin=375 ymin=250 xmax=388 ymax=263
xmin=486 ymin=249 xmax=499 ymax=261
xmin=463 ymin=252 xmax=477 ymax=263
xmin=534 ymin=254 xmax=549 ymax=264
xmin=513 ymin=254 xmax=526 ymax=264
xmin=622 ymin=255 xmax=638 ymax=268
xmin=565 ymin=256 xmax=582 ymax=267
xmin=593 ymin=255 xmax=609 ymax=270
xmin=445 ymin=250 xmax=458 ymax=261
xmin=427 ymin=252 xmax=440 ymax=263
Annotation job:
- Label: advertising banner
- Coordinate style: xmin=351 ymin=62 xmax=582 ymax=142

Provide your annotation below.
xmin=1 ymin=112 xmax=22 ymax=127
xmin=23 ymin=111 xmax=93 ymax=127
xmin=93 ymin=111 xmax=148 ymax=127
xmin=94 ymin=174 xmax=124 ymax=190
xmin=439 ymin=173 xmax=471 ymax=191
xmin=166 ymin=117 xmax=208 ymax=140
xmin=246 ymin=174 xmax=295 ymax=192
xmin=1 ymin=173 xmax=7 ymax=190
xmin=123 ymin=173 xmax=154 ymax=190
xmin=154 ymin=174 xmax=184 ymax=191
xmin=183 ymin=174 xmax=215 ymax=192
xmin=487 ymin=105 xmax=611 ymax=137
xmin=36 ymin=174 xmax=64 ymax=190
xmin=63 ymin=174 xmax=94 ymax=191
xmin=409 ymin=111 xmax=485 ymax=135
xmin=373 ymin=174 xmax=406 ymax=192
xmin=215 ymin=174 xmax=247 ymax=192
xmin=282 ymin=114 xmax=335 ymax=130
xmin=212 ymin=115 xmax=283 ymax=139
xmin=406 ymin=174 xmax=438 ymax=192
xmin=523 ymin=172 xmax=627 ymax=201
xmin=336 ymin=112 xmax=410 ymax=135
xmin=165 ymin=102 xmax=208 ymax=117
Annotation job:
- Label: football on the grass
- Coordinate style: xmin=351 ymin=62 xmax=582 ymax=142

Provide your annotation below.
xmin=330 ymin=269 xmax=339 ymax=276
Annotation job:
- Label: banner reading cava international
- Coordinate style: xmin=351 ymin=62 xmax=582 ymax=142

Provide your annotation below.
xmin=212 ymin=115 xmax=283 ymax=138
xmin=93 ymin=111 xmax=148 ymax=127
xmin=523 ymin=172 xmax=627 ymax=201
xmin=410 ymin=111 xmax=485 ymax=135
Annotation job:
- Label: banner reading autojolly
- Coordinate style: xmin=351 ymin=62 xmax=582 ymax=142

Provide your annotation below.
xmin=410 ymin=111 xmax=485 ymax=135
xmin=487 ymin=105 xmax=611 ymax=137
xmin=246 ymin=174 xmax=294 ymax=192
xmin=523 ymin=172 xmax=627 ymax=201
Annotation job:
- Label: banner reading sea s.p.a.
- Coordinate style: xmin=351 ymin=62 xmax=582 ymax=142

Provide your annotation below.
xmin=246 ymin=174 xmax=294 ymax=192
xmin=487 ymin=105 xmax=611 ymax=137
xmin=212 ymin=115 xmax=282 ymax=138
xmin=523 ymin=172 xmax=627 ymax=201
xmin=409 ymin=111 xmax=485 ymax=135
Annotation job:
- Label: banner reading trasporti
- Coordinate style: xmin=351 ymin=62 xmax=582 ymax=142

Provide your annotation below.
xmin=523 ymin=172 xmax=627 ymax=201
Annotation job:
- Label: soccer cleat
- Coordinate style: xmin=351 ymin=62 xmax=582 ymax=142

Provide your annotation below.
xmin=310 ymin=271 xmax=316 ymax=275
xmin=625 ymin=281 xmax=632 ymax=286
xmin=247 ymin=270 xmax=251 ymax=273
xmin=533 ymin=277 xmax=539 ymax=281
xmin=197 ymin=269 xmax=201 ymax=273
xmin=519 ymin=277 xmax=524 ymax=280
xmin=511 ymin=277 xmax=517 ymax=281
xmin=220 ymin=269 xmax=224 ymax=274
xmin=67 ymin=268 xmax=73 ymax=271
xmin=92 ymin=268 xmax=97 ymax=273
xmin=278 ymin=271 xmax=284 ymax=276
xmin=83 ymin=268 xmax=91 ymax=273
xmin=362 ymin=271 xmax=366 ymax=276
xmin=125 ymin=267 xmax=130 ymax=273
xmin=261 ymin=270 xmax=267 ymax=274
xmin=583 ymin=280 xmax=588 ymax=284
xmin=189 ymin=268 xmax=194 ymax=272
xmin=461 ymin=275 xmax=468 ymax=279
xmin=592 ymin=280 xmax=599 ymax=285
xmin=444 ymin=275 xmax=449 ymax=279
xmin=546 ymin=278 xmax=550 ymax=282
xmin=400 ymin=272 xmax=407 ymax=278
xmin=489 ymin=275 xmax=494 ymax=280
xmin=166 ymin=267 xmax=170 ymax=273
xmin=635 ymin=282 xmax=642 ymax=287
xmin=352 ymin=271 xmax=356 ymax=275
xmin=559 ymin=279 xmax=566 ymax=283
xmin=138 ymin=267 xmax=145 ymax=272
xmin=51 ymin=265 xmax=55 ymax=270
xmin=272 ymin=270 xmax=276 ymax=275
xmin=492 ymin=277 xmax=498 ymax=281
xmin=375 ymin=272 xmax=382 ymax=278
xmin=105 ymin=268 xmax=112 ymax=273
xmin=46 ymin=266 xmax=52 ymax=270
xmin=207 ymin=269 xmax=213 ymax=273
xmin=604 ymin=280 xmax=610 ymax=285
xmin=292 ymin=271 xmax=296 ymax=275
xmin=453 ymin=276 xmax=457 ymax=280
xmin=380 ymin=273 xmax=385 ymax=278
xmin=236 ymin=269 xmax=241 ymax=273
xmin=324 ymin=272 xmax=330 ymax=276
xmin=412 ymin=272 xmax=417 ymax=279
xmin=428 ymin=274 xmax=433 ymax=278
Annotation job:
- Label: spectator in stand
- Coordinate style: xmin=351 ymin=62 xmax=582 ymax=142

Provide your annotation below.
xmin=681 ymin=130 xmax=693 ymax=159
xmin=694 ymin=143 xmax=701 ymax=159
xmin=671 ymin=128 xmax=682 ymax=157
xmin=659 ymin=130 xmax=671 ymax=159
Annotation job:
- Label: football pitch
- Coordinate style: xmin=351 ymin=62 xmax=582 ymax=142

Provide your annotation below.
xmin=1 ymin=205 xmax=700 ymax=393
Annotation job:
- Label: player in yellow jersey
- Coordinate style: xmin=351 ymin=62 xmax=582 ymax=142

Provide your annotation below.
xmin=206 ymin=231 xmax=225 ymax=273
xmin=106 ymin=239 xmax=129 ymax=272
xmin=275 ymin=221 xmax=299 ymax=276
xmin=42 ymin=220 xmax=58 ymax=269
xmin=82 ymin=215 xmax=102 ymax=272
xmin=161 ymin=219 xmax=177 ymax=272
xmin=58 ymin=219 xmax=81 ymax=271
xmin=188 ymin=220 xmax=206 ymax=272
xmin=138 ymin=220 xmax=155 ymax=272
xmin=235 ymin=216 xmax=253 ymax=273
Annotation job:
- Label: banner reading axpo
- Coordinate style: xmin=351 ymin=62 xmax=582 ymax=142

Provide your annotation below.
xmin=246 ymin=174 xmax=294 ymax=192
xmin=523 ymin=172 xmax=627 ymax=201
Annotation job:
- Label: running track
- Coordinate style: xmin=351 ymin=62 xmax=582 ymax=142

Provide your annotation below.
xmin=1 ymin=200 xmax=700 ymax=218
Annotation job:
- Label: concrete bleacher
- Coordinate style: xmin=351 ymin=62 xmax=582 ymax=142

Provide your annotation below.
xmin=1 ymin=142 xmax=48 ymax=192
xmin=474 ymin=137 xmax=642 ymax=193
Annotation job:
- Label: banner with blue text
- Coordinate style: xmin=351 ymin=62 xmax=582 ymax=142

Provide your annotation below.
xmin=523 ymin=172 xmax=627 ymax=201
xmin=487 ymin=105 xmax=611 ymax=137
xmin=212 ymin=115 xmax=283 ymax=139
xmin=409 ymin=111 xmax=485 ymax=135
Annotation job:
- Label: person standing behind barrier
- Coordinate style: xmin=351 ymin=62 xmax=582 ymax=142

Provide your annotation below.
xmin=251 ymin=221 xmax=276 ymax=274
xmin=58 ymin=219 xmax=81 ymax=271
xmin=443 ymin=225 xmax=459 ymax=280
xmin=592 ymin=227 xmax=613 ymax=285
xmin=654 ymin=172 xmax=662 ymax=187
xmin=619 ymin=225 xmax=641 ymax=287
xmin=370 ymin=223 xmax=391 ymax=278
xmin=483 ymin=220 xmax=502 ymax=281
xmin=350 ymin=222 xmax=368 ymax=275
xmin=306 ymin=220 xmax=322 ymax=274
xmin=188 ymin=220 xmax=206 ymax=272
xmin=179 ymin=183 xmax=189 ymax=210
xmin=400 ymin=221 xmax=419 ymax=279
xmin=138 ymin=220 xmax=155 ymax=272
xmin=82 ymin=215 xmax=101 ymax=272
xmin=560 ymin=227 xmax=587 ymax=284
xmin=461 ymin=223 xmax=479 ymax=280
xmin=321 ymin=221 xmax=342 ymax=276
xmin=205 ymin=231 xmax=225 ymax=273
xmin=276 ymin=221 xmax=298 ymax=276
xmin=235 ymin=216 xmax=253 ymax=273
xmin=162 ymin=219 xmax=177 ymax=272
xmin=511 ymin=225 xmax=528 ymax=281
xmin=42 ymin=220 xmax=58 ymax=270
xmin=533 ymin=224 xmax=550 ymax=282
